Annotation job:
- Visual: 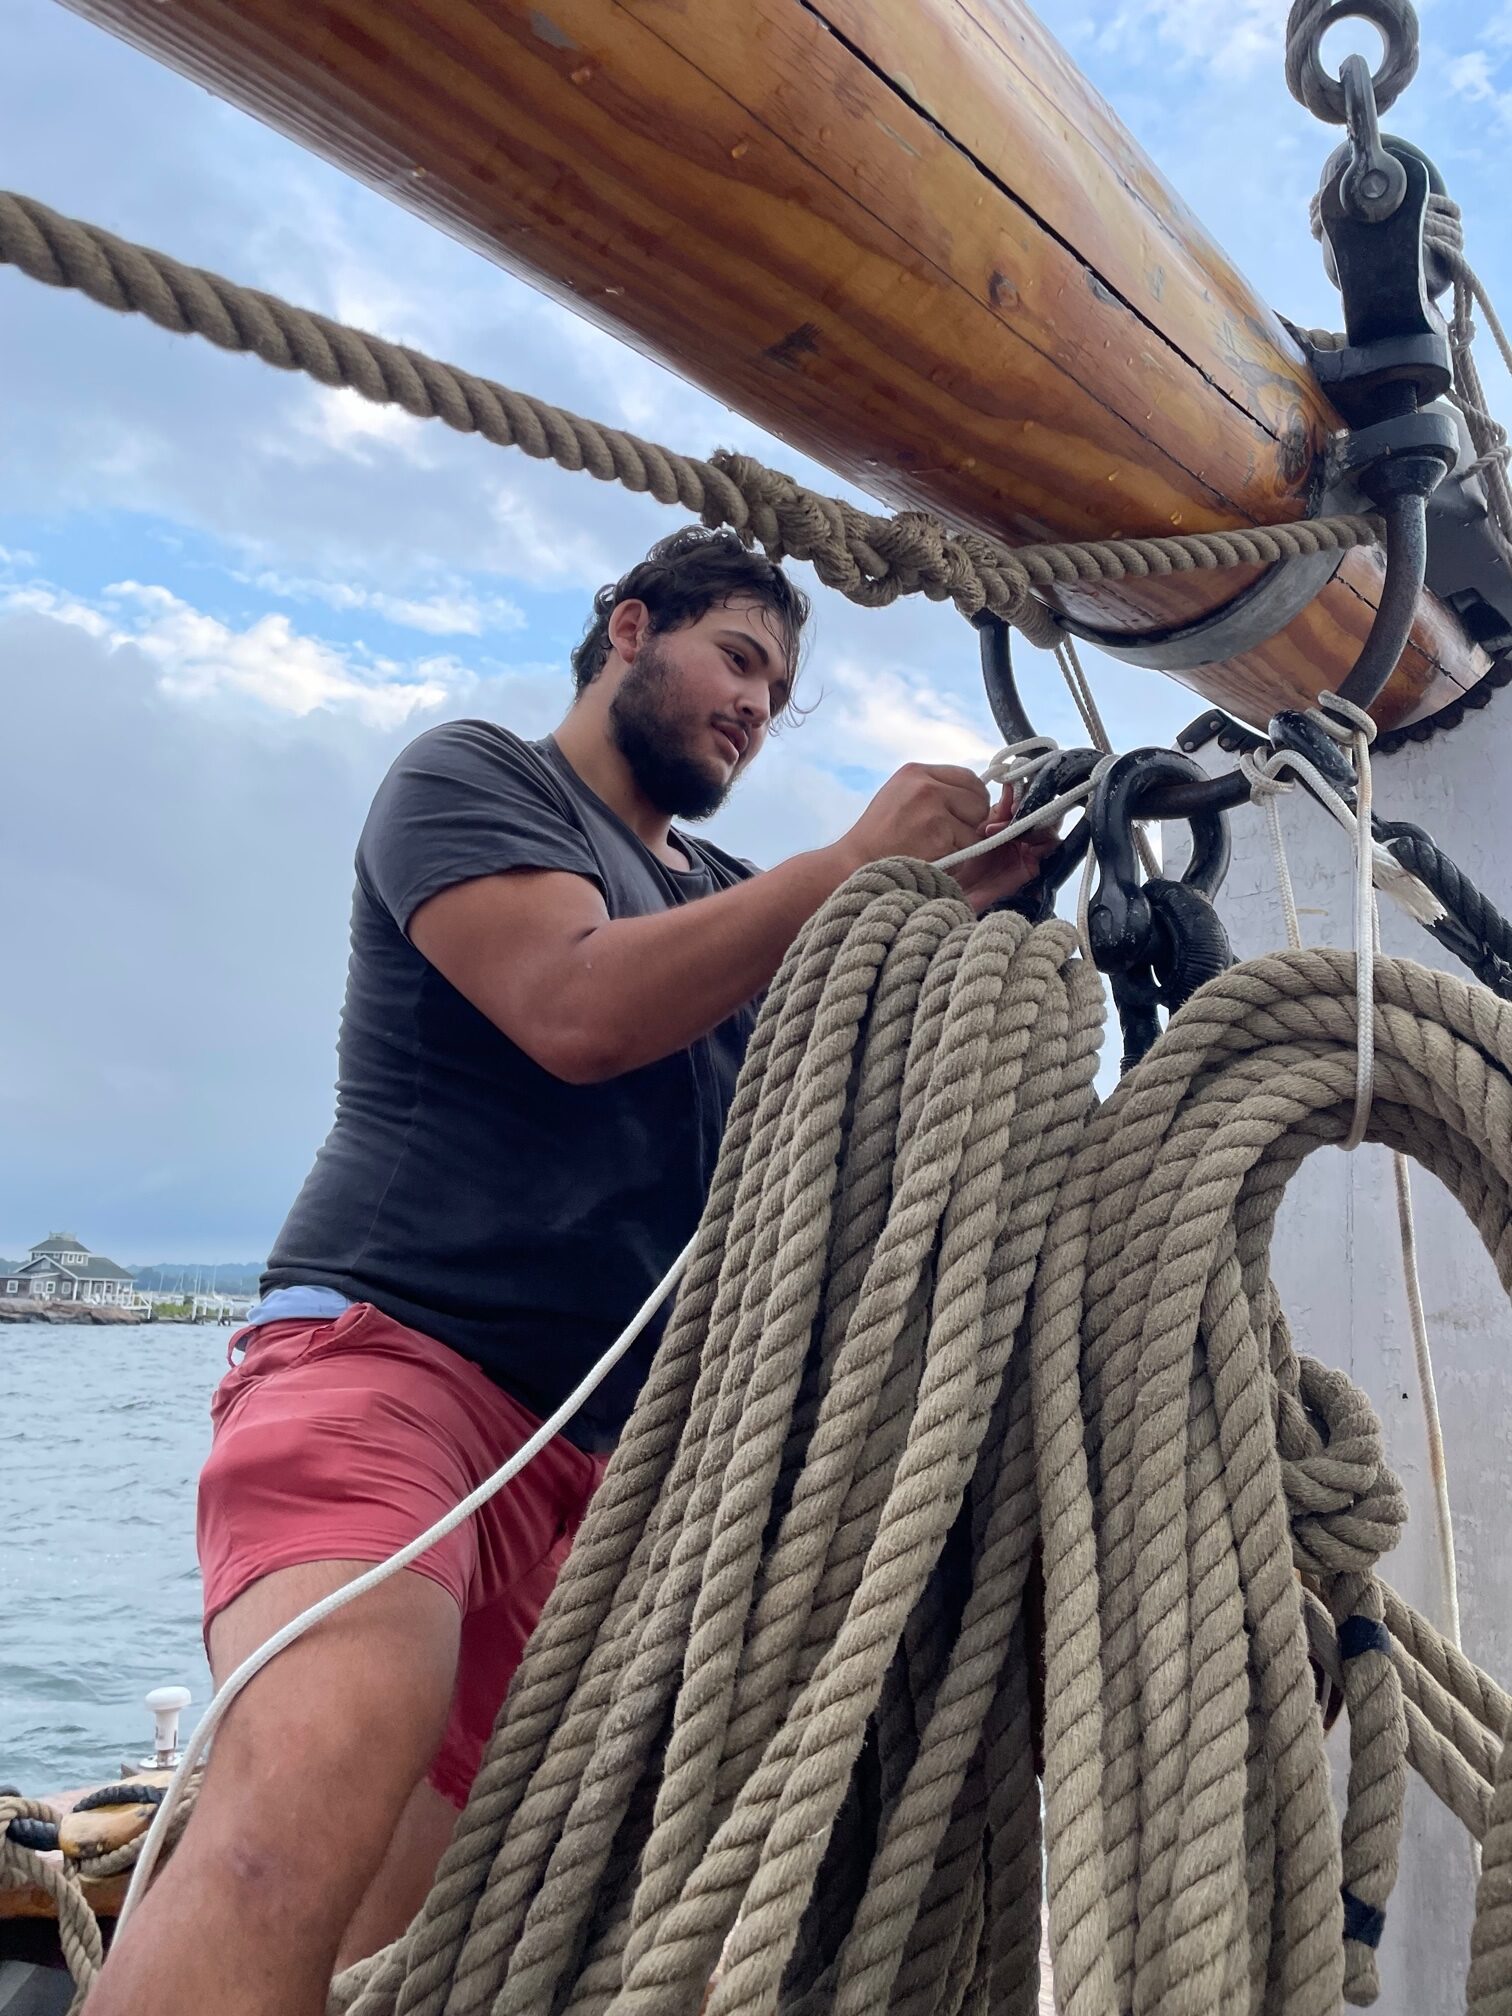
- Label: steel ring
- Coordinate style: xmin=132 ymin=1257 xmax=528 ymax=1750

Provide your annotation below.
xmin=1284 ymin=0 xmax=1420 ymax=124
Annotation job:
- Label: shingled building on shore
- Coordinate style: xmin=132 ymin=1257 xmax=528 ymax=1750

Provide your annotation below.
xmin=1 ymin=1232 xmax=139 ymax=1307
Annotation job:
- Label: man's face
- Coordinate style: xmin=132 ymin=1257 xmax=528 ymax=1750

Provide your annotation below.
xmin=607 ymin=596 xmax=795 ymax=821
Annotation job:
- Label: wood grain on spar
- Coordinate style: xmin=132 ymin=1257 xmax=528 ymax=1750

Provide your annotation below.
xmin=64 ymin=0 xmax=1491 ymax=725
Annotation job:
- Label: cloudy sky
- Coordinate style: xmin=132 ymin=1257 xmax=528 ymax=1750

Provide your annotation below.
xmin=1 ymin=0 xmax=1508 ymax=1265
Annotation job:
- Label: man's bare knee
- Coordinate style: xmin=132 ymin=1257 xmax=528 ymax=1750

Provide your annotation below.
xmin=88 ymin=1561 xmax=461 ymax=2016
xmin=202 ymin=1558 xmax=460 ymax=1863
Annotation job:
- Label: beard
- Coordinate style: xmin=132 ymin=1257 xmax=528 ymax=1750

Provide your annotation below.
xmin=607 ymin=638 xmax=734 ymax=822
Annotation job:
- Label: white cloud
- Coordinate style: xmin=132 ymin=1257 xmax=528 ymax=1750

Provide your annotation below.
xmin=1448 ymin=50 xmax=1497 ymax=98
xmin=1446 ymin=45 xmax=1512 ymax=127
xmin=4 ymin=574 xmax=465 ymax=727
xmin=1094 ymin=0 xmax=1285 ymax=79
xmin=806 ymin=660 xmax=999 ymax=776
xmin=241 ymin=568 xmax=526 ymax=637
xmin=0 ymin=583 xmax=122 ymax=642
xmin=487 ymin=477 xmax=652 ymax=591
xmin=293 ymin=384 xmax=439 ymax=467
xmin=114 ymin=584 xmax=456 ymax=725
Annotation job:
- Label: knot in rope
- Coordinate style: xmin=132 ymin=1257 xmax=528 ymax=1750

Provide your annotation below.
xmin=0 ymin=189 xmax=1397 ymax=664
xmin=1314 ymin=690 xmax=1378 ymax=749
xmin=705 ymin=452 xmax=1055 ymax=637
xmin=1277 ymin=1358 xmax=1408 ymax=1579
xmin=1240 ymin=749 xmax=1293 ymax=802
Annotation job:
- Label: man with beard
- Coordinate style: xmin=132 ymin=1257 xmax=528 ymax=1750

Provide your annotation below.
xmin=89 ymin=529 xmax=1054 ymax=2016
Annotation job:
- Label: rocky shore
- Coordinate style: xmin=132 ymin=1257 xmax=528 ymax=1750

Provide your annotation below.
xmin=0 ymin=1298 xmax=147 ymax=1324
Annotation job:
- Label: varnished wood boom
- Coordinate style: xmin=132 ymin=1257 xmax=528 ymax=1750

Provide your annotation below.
xmin=65 ymin=0 xmax=1492 ymax=728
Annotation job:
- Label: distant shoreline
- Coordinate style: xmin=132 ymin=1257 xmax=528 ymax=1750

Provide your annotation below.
xmin=0 ymin=1298 xmax=227 ymax=1326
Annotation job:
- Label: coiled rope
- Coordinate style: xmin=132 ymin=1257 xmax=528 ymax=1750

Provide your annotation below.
xmin=1 ymin=1777 xmax=200 ymax=2009
xmin=300 ymin=869 xmax=1512 ymax=2016
xmin=0 ymin=190 xmax=1385 ymax=650
xmin=1 ymin=1796 xmax=105 ymax=1995
xmin=1245 ymin=701 xmax=1464 ymax=1645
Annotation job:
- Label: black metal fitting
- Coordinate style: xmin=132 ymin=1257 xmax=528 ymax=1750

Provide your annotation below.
xmin=973 ymin=612 xmax=1035 ymax=746
xmin=990 ymin=747 xmax=1102 ymax=926
xmin=1300 ymin=96 xmax=1460 ymax=714
xmin=1339 ymin=50 xmax=1408 ymax=222
xmin=1177 ymin=708 xmax=1268 ymax=760
xmin=1086 ymin=751 xmax=1230 ymax=972
xmin=1422 ymin=411 xmax=1512 ymax=659
xmin=1268 ymin=708 xmax=1360 ymax=793
xmin=1085 ymin=749 xmax=1235 ymax=1069
xmin=1313 ymin=144 xmax=1451 ymax=430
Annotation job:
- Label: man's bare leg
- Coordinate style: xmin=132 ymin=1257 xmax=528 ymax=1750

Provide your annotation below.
xmin=336 ymin=1776 xmax=459 ymax=1970
xmin=85 ymin=1559 xmax=461 ymax=2016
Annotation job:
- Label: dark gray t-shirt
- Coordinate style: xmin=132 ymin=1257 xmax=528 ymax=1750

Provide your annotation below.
xmin=262 ymin=721 xmax=757 ymax=1447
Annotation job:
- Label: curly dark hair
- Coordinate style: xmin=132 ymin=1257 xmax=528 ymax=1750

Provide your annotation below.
xmin=570 ymin=526 xmax=811 ymax=714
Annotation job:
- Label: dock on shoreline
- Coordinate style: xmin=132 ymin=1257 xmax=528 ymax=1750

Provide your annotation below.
xmin=0 ymin=1298 xmax=242 ymax=1326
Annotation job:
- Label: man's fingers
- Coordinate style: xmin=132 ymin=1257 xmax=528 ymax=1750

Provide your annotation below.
xmin=918 ymin=766 xmax=991 ymax=824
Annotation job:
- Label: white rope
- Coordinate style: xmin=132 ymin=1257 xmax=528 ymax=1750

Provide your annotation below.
xmin=1261 ymin=780 xmax=1305 ymax=950
xmin=1054 ymin=638 xmax=1161 ymax=883
xmin=937 ymin=776 xmax=1095 ymax=871
xmin=116 ymin=740 xmax=1083 ymax=1937
xmin=1392 ymin=1149 xmax=1463 ymax=1649
xmin=979 ymin=733 xmax=1060 ymax=793
xmin=1321 ymin=693 xmax=1379 ymax=1152
xmin=1075 ymin=837 xmax=1099 ymax=971
xmin=1054 ymin=638 xmax=1114 ymax=755
xmin=1240 ymin=694 xmax=1384 ymax=1149
xmin=114 ymin=1242 xmax=697 ymax=1933
xmin=1247 ymin=721 xmax=1464 ymax=1653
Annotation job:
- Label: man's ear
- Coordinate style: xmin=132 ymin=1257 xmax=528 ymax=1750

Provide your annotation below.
xmin=606 ymin=598 xmax=650 ymax=664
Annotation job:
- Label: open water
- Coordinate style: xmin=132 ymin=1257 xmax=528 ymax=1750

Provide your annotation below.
xmin=1 ymin=1323 xmax=222 ymax=1793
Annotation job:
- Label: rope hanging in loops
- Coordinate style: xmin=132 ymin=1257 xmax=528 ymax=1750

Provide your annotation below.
xmin=315 ymin=869 xmax=1512 ymax=2016
xmin=0 ymin=190 xmax=1386 ymax=651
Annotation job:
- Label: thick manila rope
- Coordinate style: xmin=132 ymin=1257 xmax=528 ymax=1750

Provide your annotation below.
xmin=338 ymin=863 xmax=1104 ymax=2016
xmin=99 ymin=745 xmax=1093 ymax=1951
xmin=1 ymin=1796 xmax=105 ymax=1998
xmin=0 ymin=1781 xmax=203 ymax=2009
xmin=325 ymin=870 xmax=1512 ymax=2016
xmin=1026 ymin=944 xmax=1512 ymax=2016
xmin=0 ymin=190 xmax=1385 ymax=649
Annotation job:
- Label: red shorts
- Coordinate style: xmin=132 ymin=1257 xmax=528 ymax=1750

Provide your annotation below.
xmin=197 ymin=1301 xmax=609 ymax=1808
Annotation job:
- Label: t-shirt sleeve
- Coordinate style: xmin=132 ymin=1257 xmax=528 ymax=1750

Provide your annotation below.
xmin=359 ymin=722 xmax=603 ymax=934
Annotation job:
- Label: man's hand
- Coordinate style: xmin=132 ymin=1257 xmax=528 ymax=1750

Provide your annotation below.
xmin=947 ymin=786 xmax=1061 ymax=916
xmin=837 ymin=768 xmax=1059 ymax=916
xmin=836 ymin=764 xmax=994 ymax=871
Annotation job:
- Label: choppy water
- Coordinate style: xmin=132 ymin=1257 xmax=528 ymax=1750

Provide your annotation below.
xmin=1 ymin=1323 xmax=224 ymax=1792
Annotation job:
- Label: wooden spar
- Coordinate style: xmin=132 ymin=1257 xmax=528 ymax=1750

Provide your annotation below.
xmin=64 ymin=0 xmax=1492 ymax=730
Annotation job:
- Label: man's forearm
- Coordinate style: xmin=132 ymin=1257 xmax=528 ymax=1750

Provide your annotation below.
xmin=408 ymin=761 xmax=1030 ymax=1083
xmin=559 ymin=840 xmax=861 ymax=1078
